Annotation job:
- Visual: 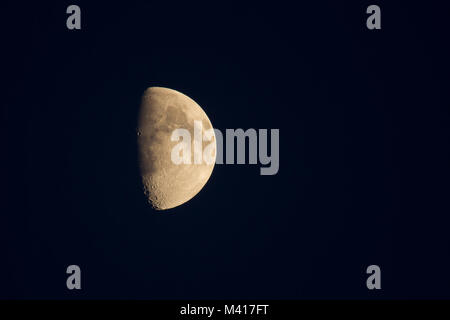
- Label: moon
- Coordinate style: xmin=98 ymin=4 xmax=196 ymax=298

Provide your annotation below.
xmin=137 ymin=87 xmax=216 ymax=210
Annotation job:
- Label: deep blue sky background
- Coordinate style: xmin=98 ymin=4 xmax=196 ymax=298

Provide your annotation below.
xmin=2 ymin=1 xmax=450 ymax=299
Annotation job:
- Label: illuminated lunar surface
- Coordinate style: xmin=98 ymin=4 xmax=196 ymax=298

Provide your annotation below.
xmin=137 ymin=87 xmax=216 ymax=210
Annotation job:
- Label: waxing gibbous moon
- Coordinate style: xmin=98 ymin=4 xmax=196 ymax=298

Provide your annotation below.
xmin=137 ymin=87 xmax=216 ymax=210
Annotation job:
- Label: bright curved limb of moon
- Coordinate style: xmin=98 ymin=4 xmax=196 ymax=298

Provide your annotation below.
xmin=137 ymin=87 xmax=216 ymax=210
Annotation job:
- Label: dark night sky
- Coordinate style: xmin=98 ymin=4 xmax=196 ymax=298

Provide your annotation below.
xmin=2 ymin=1 xmax=450 ymax=299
